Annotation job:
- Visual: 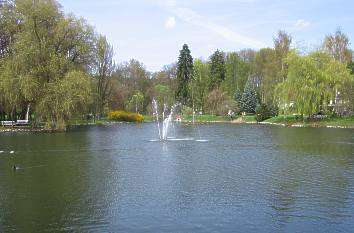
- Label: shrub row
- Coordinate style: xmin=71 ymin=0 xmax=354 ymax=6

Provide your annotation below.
xmin=108 ymin=111 xmax=144 ymax=123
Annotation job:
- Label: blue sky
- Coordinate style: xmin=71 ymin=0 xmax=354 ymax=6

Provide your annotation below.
xmin=59 ymin=0 xmax=354 ymax=71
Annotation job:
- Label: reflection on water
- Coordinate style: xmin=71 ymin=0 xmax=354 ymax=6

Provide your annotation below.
xmin=0 ymin=124 xmax=354 ymax=232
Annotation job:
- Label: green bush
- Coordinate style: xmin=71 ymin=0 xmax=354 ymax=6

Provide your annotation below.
xmin=269 ymin=104 xmax=279 ymax=117
xmin=255 ymin=104 xmax=272 ymax=122
xmin=182 ymin=106 xmax=193 ymax=115
xmin=108 ymin=111 xmax=144 ymax=123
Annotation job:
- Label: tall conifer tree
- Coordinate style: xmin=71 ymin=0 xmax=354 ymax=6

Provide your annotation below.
xmin=175 ymin=44 xmax=193 ymax=105
xmin=209 ymin=50 xmax=225 ymax=90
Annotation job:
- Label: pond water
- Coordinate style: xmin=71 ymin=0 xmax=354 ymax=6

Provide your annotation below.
xmin=0 ymin=123 xmax=354 ymax=232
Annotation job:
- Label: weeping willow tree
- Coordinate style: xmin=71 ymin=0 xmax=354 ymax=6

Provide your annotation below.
xmin=36 ymin=71 xmax=92 ymax=130
xmin=0 ymin=59 xmax=22 ymax=120
xmin=0 ymin=0 xmax=96 ymax=129
xmin=276 ymin=51 xmax=354 ymax=117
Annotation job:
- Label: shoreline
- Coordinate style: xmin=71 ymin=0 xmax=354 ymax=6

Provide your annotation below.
xmin=182 ymin=118 xmax=354 ymax=129
xmin=258 ymin=121 xmax=354 ymax=129
xmin=0 ymin=127 xmax=47 ymax=133
xmin=2 ymin=119 xmax=354 ymax=133
xmin=232 ymin=119 xmax=354 ymax=129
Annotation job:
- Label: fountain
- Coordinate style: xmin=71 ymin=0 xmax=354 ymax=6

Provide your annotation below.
xmin=152 ymin=98 xmax=180 ymax=141
xmin=162 ymin=105 xmax=175 ymax=140
xmin=151 ymin=98 xmax=208 ymax=142
xmin=152 ymin=98 xmax=162 ymax=140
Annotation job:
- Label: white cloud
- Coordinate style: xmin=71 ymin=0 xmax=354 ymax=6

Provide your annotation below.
xmin=165 ymin=16 xmax=176 ymax=29
xmin=295 ymin=19 xmax=310 ymax=29
xmin=150 ymin=0 xmax=265 ymax=48
xmin=171 ymin=7 xmax=266 ymax=48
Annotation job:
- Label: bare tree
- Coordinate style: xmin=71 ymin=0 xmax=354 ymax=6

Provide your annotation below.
xmin=274 ymin=30 xmax=292 ymax=81
xmin=94 ymin=35 xmax=115 ymax=119
xmin=323 ymin=29 xmax=352 ymax=64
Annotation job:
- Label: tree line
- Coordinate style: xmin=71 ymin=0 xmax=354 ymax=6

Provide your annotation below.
xmin=1 ymin=0 xmax=354 ymax=130
xmin=174 ymin=30 xmax=354 ymax=120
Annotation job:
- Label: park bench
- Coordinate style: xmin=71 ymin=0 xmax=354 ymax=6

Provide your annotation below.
xmin=16 ymin=120 xmax=30 ymax=125
xmin=1 ymin=121 xmax=16 ymax=127
xmin=312 ymin=114 xmax=328 ymax=119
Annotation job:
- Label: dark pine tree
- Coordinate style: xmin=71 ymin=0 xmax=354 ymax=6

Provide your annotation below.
xmin=209 ymin=49 xmax=226 ymax=90
xmin=241 ymin=79 xmax=258 ymax=114
xmin=175 ymin=44 xmax=193 ymax=105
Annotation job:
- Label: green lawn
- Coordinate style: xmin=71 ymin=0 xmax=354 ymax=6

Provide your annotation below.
xmin=183 ymin=114 xmax=231 ymax=122
xmin=264 ymin=115 xmax=300 ymax=124
xmin=68 ymin=114 xmax=354 ymax=128
xmin=265 ymin=115 xmax=354 ymax=127
xmin=142 ymin=115 xmax=154 ymax=122
xmin=239 ymin=115 xmax=257 ymax=123
xmin=306 ymin=116 xmax=354 ymax=127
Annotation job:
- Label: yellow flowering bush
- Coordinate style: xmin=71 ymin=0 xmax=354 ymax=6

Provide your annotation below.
xmin=108 ymin=111 xmax=144 ymax=123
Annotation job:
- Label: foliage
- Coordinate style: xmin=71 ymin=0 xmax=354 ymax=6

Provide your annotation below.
xmin=206 ymin=89 xmax=231 ymax=115
xmin=264 ymin=115 xmax=301 ymax=124
xmin=276 ymin=51 xmax=354 ymax=117
xmin=176 ymin=44 xmax=193 ymax=105
xmin=181 ymin=106 xmax=193 ymax=115
xmin=276 ymin=52 xmax=323 ymax=117
xmin=154 ymin=84 xmax=173 ymax=111
xmin=128 ymin=91 xmax=144 ymax=113
xmin=2 ymin=1 xmax=354 ymax=127
xmin=268 ymin=104 xmax=279 ymax=117
xmin=94 ymin=35 xmax=115 ymax=119
xmin=238 ymin=49 xmax=256 ymax=63
xmin=209 ymin=50 xmax=226 ymax=90
xmin=36 ymin=71 xmax=92 ymax=130
xmin=241 ymin=79 xmax=258 ymax=114
xmin=0 ymin=0 xmax=95 ymax=127
xmin=323 ymin=29 xmax=352 ymax=64
xmin=255 ymin=104 xmax=273 ymax=122
xmin=348 ymin=62 xmax=354 ymax=75
xmin=234 ymin=88 xmax=243 ymax=113
xmin=191 ymin=59 xmax=210 ymax=112
xmin=108 ymin=111 xmax=144 ymax=123
xmin=253 ymin=48 xmax=277 ymax=104
xmin=273 ymin=30 xmax=292 ymax=89
xmin=0 ymin=1 xmax=19 ymax=58
xmin=222 ymin=52 xmax=250 ymax=96
xmin=113 ymin=59 xmax=153 ymax=112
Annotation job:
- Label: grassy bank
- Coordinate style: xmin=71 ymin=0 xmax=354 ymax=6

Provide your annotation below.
xmin=263 ymin=115 xmax=354 ymax=128
xmin=67 ymin=114 xmax=229 ymax=125
xmin=182 ymin=114 xmax=231 ymax=122
xmin=4 ymin=115 xmax=354 ymax=133
xmin=233 ymin=115 xmax=257 ymax=123
xmin=59 ymin=115 xmax=354 ymax=129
